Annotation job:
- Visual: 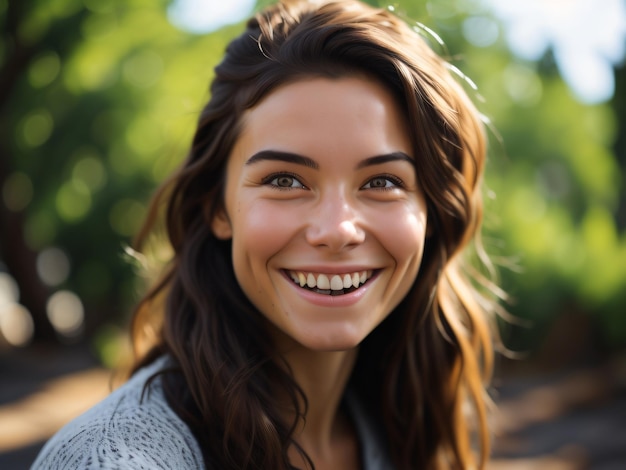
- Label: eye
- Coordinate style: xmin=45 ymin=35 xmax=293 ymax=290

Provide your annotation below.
xmin=263 ymin=173 xmax=306 ymax=189
xmin=362 ymin=175 xmax=403 ymax=190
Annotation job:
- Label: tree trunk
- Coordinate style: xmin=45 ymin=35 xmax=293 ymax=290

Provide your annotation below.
xmin=0 ymin=0 xmax=57 ymax=342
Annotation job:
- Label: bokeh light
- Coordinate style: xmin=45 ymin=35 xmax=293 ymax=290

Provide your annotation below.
xmin=462 ymin=15 xmax=499 ymax=48
xmin=489 ymin=0 xmax=626 ymax=103
xmin=122 ymin=50 xmax=164 ymax=89
xmin=23 ymin=211 xmax=57 ymax=250
xmin=46 ymin=290 xmax=84 ymax=337
xmin=0 ymin=272 xmax=33 ymax=347
xmin=109 ymin=198 xmax=145 ymax=237
xmin=36 ymin=247 xmax=71 ymax=287
xmin=71 ymin=151 xmax=108 ymax=192
xmin=167 ymin=0 xmax=255 ymax=33
xmin=27 ymin=51 xmax=61 ymax=88
xmin=125 ymin=116 xmax=164 ymax=155
xmin=20 ymin=109 xmax=54 ymax=148
xmin=503 ymin=64 xmax=543 ymax=106
xmin=0 ymin=272 xmax=20 ymax=306
xmin=2 ymin=171 xmax=34 ymax=212
xmin=55 ymin=179 xmax=92 ymax=222
xmin=0 ymin=303 xmax=34 ymax=347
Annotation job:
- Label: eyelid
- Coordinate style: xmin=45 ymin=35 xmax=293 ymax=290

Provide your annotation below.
xmin=361 ymin=174 xmax=406 ymax=190
xmin=259 ymin=172 xmax=406 ymax=190
xmin=261 ymin=171 xmax=307 ymax=189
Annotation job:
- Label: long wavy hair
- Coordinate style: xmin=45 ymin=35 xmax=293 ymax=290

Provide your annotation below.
xmin=131 ymin=0 xmax=497 ymax=468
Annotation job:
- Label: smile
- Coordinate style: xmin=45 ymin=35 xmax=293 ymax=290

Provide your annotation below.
xmin=286 ymin=270 xmax=374 ymax=296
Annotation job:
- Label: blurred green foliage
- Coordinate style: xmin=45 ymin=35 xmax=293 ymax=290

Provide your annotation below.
xmin=1 ymin=0 xmax=624 ymax=355
xmin=0 ymin=0 xmax=243 ymax=344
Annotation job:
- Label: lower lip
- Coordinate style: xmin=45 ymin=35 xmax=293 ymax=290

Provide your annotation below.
xmin=282 ymin=271 xmax=378 ymax=308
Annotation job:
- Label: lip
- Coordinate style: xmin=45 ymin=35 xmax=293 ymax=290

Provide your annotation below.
xmin=281 ymin=269 xmax=380 ymax=308
xmin=283 ymin=265 xmax=377 ymax=274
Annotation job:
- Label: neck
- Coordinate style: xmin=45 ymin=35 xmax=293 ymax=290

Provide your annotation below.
xmin=280 ymin=346 xmax=358 ymax=457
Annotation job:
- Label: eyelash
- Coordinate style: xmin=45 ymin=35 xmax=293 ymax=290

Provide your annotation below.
xmin=363 ymin=174 xmax=405 ymax=191
xmin=261 ymin=172 xmax=306 ymax=190
xmin=261 ymin=173 xmax=405 ymax=191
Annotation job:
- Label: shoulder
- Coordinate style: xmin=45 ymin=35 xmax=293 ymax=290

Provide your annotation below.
xmin=31 ymin=357 xmax=204 ymax=470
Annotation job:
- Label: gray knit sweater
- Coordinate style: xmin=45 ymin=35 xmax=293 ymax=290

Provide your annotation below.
xmin=31 ymin=357 xmax=393 ymax=469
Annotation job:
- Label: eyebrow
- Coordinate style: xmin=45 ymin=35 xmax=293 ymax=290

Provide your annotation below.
xmin=356 ymin=152 xmax=414 ymax=169
xmin=245 ymin=150 xmax=413 ymax=169
xmin=245 ymin=150 xmax=318 ymax=169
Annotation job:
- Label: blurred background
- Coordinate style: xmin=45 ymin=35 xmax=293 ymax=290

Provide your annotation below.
xmin=1 ymin=0 xmax=625 ymax=468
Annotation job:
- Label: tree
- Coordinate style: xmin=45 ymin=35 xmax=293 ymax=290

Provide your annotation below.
xmin=2 ymin=0 xmax=624 ymax=357
xmin=0 ymin=0 xmax=238 ymax=348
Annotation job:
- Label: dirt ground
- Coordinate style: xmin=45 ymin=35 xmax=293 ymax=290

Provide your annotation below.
xmin=1 ymin=344 xmax=625 ymax=470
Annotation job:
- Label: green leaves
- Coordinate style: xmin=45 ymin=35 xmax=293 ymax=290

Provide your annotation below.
xmin=2 ymin=0 xmax=624 ymax=349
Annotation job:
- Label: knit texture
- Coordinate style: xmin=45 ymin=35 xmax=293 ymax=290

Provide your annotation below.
xmin=32 ymin=356 xmax=393 ymax=469
xmin=31 ymin=357 xmax=204 ymax=469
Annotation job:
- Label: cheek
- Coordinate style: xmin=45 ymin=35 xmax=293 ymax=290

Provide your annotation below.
xmin=376 ymin=204 xmax=428 ymax=263
xmin=231 ymin=200 xmax=300 ymax=265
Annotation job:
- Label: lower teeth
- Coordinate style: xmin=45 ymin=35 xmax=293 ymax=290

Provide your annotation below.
xmin=306 ymin=286 xmax=358 ymax=296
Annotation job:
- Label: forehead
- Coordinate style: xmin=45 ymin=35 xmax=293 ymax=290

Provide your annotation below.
xmin=234 ymin=76 xmax=412 ymax=159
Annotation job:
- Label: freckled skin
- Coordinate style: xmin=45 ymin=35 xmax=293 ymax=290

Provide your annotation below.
xmin=211 ymin=76 xmax=428 ymax=352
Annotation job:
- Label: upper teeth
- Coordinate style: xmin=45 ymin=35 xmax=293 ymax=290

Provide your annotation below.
xmin=288 ymin=270 xmax=373 ymax=290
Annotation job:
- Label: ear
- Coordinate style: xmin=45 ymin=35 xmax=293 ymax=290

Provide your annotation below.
xmin=211 ymin=208 xmax=233 ymax=240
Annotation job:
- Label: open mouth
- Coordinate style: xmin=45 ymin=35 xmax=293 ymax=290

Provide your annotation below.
xmin=286 ymin=270 xmax=374 ymax=296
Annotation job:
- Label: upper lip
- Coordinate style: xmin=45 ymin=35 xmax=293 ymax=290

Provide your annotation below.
xmin=282 ymin=266 xmax=378 ymax=274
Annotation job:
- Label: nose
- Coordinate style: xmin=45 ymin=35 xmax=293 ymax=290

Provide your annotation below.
xmin=305 ymin=194 xmax=365 ymax=251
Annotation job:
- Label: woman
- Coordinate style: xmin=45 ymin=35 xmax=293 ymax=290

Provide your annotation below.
xmin=33 ymin=0 xmax=497 ymax=468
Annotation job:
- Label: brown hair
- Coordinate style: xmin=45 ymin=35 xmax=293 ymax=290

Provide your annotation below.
xmin=132 ymin=0 xmax=496 ymax=468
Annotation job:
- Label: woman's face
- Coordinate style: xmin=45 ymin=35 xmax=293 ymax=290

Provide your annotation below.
xmin=212 ymin=76 xmax=428 ymax=352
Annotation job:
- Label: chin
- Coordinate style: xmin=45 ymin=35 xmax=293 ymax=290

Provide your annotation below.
xmin=298 ymin=328 xmax=367 ymax=352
